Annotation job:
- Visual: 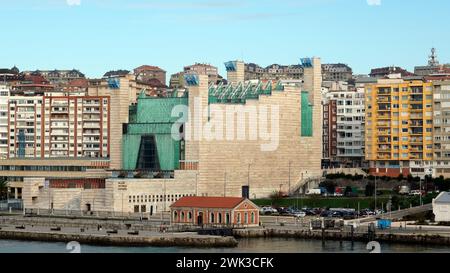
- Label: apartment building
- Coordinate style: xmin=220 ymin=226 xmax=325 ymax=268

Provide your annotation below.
xmin=244 ymin=63 xmax=303 ymax=81
xmin=432 ymin=81 xmax=450 ymax=177
xmin=0 ymin=85 xmax=10 ymax=159
xmin=184 ymin=63 xmax=219 ymax=85
xmin=323 ymin=89 xmax=365 ymax=168
xmin=134 ymin=65 xmax=166 ymax=86
xmin=22 ymin=69 xmax=85 ymax=86
xmin=42 ymin=96 xmax=110 ymax=158
xmin=365 ymin=79 xmax=434 ymax=178
xmin=322 ymin=99 xmax=337 ymax=167
xmin=322 ymin=64 xmax=353 ymax=82
xmin=8 ymin=96 xmax=43 ymax=158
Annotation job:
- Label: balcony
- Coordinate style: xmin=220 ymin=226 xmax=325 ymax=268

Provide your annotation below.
xmin=83 ymin=129 xmax=100 ymax=135
xmin=83 ymin=122 xmax=100 ymax=129
xmin=377 ymin=155 xmax=391 ymax=160
xmin=410 ymin=114 xmax=423 ymax=119
xmin=410 ymin=121 xmax=423 ymax=127
xmin=377 ymin=98 xmax=391 ymax=103
xmin=377 ymin=89 xmax=391 ymax=95
xmin=410 ymin=138 xmax=423 ymax=144
xmin=377 ymin=122 xmax=391 ymax=127
xmin=377 ymin=130 xmax=391 ymax=136
xmin=377 ymin=114 xmax=391 ymax=120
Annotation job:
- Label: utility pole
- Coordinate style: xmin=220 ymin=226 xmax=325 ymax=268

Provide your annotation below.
xmin=247 ymin=164 xmax=251 ymax=187
xmin=420 ymin=179 xmax=423 ymax=206
xmin=195 ymin=172 xmax=198 ymax=196
xmin=374 ymin=176 xmax=377 ymax=211
xmin=288 ymin=161 xmax=292 ymax=196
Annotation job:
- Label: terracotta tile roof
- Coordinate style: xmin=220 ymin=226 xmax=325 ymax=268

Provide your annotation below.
xmin=134 ymin=65 xmax=165 ymax=73
xmin=171 ymin=196 xmax=245 ymax=209
xmin=67 ymin=79 xmax=89 ymax=88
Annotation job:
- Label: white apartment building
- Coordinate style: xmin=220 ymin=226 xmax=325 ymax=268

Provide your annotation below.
xmin=324 ymin=88 xmax=366 ymax=167
xmin=8 ymin=96 xmax=43 ymax=158
xmin=0 ymin=85 xmax=10 ymax=159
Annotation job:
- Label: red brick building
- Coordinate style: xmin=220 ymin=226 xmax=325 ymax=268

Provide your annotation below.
xmin=170 ymin=196 xmax=259 ymax=227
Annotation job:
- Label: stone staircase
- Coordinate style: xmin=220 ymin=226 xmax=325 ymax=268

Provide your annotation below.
xmin=289 ymin=176 xmax=324 ymax=196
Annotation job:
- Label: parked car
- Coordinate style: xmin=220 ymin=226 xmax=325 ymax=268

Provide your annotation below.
xmin=290 ymin=209 xmax=306 ymax=218
xmin=409 ymin=190 xmax=426 ymax=196
xmin=260 ymin=206 xmax=277 ymax=215
xmin=277 ymin=207 xmax=291 ymax=215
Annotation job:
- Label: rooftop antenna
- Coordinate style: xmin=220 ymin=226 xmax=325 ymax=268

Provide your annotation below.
xmin=428 ymin=47 xmax=439 ymax=67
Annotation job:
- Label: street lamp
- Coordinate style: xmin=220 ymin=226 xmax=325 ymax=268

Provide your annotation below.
xmin=288 ymin=161 xmax=292 ymax=196
xmin=374 ymin=176 xmax=377 ymax=211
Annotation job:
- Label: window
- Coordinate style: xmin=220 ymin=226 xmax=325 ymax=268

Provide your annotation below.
xmin=173 ymin=211 xmax=178 ymax=221
xmin=210 ymin=212 xmax=215 ymax=223
xmin=236 ymin=213 xmax=241 ymax=224
xmin=251 ymin=212 xmax=255 ymax=224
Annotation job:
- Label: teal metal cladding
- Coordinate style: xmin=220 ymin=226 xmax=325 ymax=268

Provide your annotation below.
xmin=301 ymin=91 xmax=313 ymax=137
xmin=122 ymin=96 xmax=187 ymax=171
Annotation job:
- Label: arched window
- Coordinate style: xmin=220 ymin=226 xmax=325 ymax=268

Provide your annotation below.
xmin=188 ymin=211 xmax=192 ymax=220
xmin=173 ymin=211 xmax=178 ymax=222
xmin=237 ymin=213 xmax=241 ymax=224
xmin=251 ymin=212 xmax=255 ymax=223
xmin=226 ymin=213 xmax=230 ymax=225
xmin=210 ymin=212 xmax=215 ymax=223
xmin=218 ymin=213 xmax=222 ymax=224
xmin=181 ymin=212 xmax=185 ymax=222
xmin=244 ymin=213 xmax=248 ymax=224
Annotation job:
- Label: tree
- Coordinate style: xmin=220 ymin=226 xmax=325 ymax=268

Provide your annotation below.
xmin=320 ymin=180 xmax=337 ymax=194
xmin=365 ymin=183 xmax=375 ymax=197
xmin=344 ymin=186 xmax=353 ymax=196
xmin=0 ymin=177 xmax=8 ymax=201
xmin=269 ymin=191 xmax=283 ymax=207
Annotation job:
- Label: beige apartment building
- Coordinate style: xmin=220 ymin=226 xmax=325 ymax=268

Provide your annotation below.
xmin=432 ymin=81 xmax=450 ymax=177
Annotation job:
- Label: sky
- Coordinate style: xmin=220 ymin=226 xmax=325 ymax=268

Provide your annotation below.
xmin=1 ymin=0 xmax=449 ymax=78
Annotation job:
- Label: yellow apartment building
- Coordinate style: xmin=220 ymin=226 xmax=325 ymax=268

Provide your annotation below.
xmin=365 ymin=79 xmax=434 ymax=178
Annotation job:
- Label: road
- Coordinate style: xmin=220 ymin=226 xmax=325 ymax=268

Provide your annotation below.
xmin=346 ymin=204 xmax=432 ymax=224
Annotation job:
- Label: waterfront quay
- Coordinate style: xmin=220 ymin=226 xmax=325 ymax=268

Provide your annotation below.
xmin=0 ymin=214 xmax=237 ymax=248
xmin=2 ymin=212 xmax=450 ymax=248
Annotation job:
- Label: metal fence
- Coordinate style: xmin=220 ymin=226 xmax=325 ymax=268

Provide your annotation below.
xmin=0 ymin=199 xmax=23 ymax=211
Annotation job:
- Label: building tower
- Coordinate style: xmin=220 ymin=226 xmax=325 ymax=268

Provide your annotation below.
xmin=428 ymin=48 xmax=440 ymax=67
xmin=225 ymin=61 xmax=245 ymax=86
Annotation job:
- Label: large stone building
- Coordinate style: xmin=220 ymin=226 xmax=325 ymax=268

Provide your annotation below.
xmin=21 ymin=57 xmax=323 ymax=213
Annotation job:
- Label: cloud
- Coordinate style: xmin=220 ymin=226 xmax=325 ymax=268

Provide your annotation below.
xmin=367 ymin=0 xmax=381 ymax=6
xmin=66 ymin=0 xmax=81 ymax=6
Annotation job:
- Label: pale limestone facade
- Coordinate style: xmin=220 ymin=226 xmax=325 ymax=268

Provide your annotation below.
xmin=184 ymin=58 xmax=323 ymax=198
xmin=22 ymin=170 xmax=197 ymax=213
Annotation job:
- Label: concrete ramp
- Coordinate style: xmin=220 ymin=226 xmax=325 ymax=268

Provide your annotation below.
xmin=346 ymin=204 xmax=433 ymax=225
